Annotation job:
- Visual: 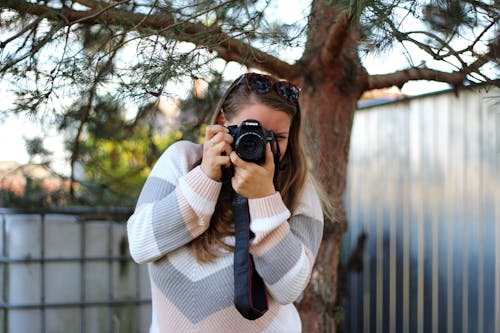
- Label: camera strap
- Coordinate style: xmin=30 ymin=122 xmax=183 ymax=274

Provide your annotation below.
xmin=232 ymin=192 xmax=268 ymax=320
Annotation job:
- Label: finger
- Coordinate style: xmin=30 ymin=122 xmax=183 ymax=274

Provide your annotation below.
xmin=222 ymin=143 xmax=233 ymax=156
xmin=212 ymin=141 xmax=229 ymax=154
xmin=223 ymin=132 xmax=234 ymax=145
xmin=263 ymin=143 xmax=275 ymax=171
xmin=229 ymin=151 xmax=242 ymax=166
xmin=214 ymin=155 xmax=231 ymax=166
xmin=231 ymin=177 xmax=238 ymax=192
xmin=205 ymin=125 xmax=228 ymax=140
xmin=204 ymin=126 xmax=215 ymax=140
xmin=210 ymin=132 xmax=226 ymax=145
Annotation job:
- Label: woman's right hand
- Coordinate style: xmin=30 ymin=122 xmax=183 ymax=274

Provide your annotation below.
xmin=200 ymin=125 xmax=234 ymax=181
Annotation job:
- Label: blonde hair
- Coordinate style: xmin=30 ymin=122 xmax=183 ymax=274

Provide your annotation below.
xmin=189 ymin=73 xmax=332 ymax=263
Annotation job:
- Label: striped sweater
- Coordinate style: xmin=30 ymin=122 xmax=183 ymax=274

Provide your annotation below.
xmin=127 ymin=140 xmax=324 ymax=333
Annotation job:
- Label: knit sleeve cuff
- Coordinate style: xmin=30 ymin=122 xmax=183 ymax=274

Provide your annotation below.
xmin=178 ymin=165 xmax=222 ymax=215
xmin=248 ymin=192 xmax=291 ymax=233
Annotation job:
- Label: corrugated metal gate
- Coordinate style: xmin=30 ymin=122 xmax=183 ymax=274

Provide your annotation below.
xmin=342 ymin=86 xmax=499 ymax=333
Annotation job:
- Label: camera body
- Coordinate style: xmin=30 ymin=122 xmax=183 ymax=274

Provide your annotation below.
xmin=227 ymin=119 xmax=279 ymax=164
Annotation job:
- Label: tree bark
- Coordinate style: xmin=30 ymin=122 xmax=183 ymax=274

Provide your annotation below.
xmin=293 ymin=1 xmax=368 ymax=331
xmin=296 ymin=67 xmax=366 ymax=332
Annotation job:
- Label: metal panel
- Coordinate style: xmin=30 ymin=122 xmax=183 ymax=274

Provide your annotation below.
xmin=342 ymin=86 xmax=500 ymax=333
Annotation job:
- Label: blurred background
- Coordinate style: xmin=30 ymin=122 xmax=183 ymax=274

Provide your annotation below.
xmin=0 ymin=0 xmax=498 ymax=332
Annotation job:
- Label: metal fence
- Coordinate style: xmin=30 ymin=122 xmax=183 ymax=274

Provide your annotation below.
xmin=342 ymin=85 xmax=500 ymax=333
xmin=0 ymin=207 xmax=151 ymax=333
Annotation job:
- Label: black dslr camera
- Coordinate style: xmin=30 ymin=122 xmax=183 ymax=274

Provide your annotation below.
xmin=227 ymin=119 xmax=280 ymax=164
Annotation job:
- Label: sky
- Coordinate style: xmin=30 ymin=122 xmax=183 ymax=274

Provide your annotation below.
xmin=0 ymin=1 xmax=468 ymax=173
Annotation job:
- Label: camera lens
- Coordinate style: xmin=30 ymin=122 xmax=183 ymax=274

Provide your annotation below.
xmin=236 ymin=132 xmax=264 ymax=162
xmin=241 ymin=139 xmax=257 ymax=153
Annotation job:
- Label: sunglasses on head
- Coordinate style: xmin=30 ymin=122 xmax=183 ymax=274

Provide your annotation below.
xmin=235 ymin=73 xmax=300 ymax=105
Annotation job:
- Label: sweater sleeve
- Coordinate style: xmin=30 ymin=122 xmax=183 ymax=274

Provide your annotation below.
xmin=127 ymin=141 xmax=221 ymax=264
xmin=248 ymin=177 xmax=324 ymax=304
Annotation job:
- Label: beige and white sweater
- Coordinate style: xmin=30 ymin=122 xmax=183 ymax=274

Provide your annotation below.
xmin=127 ymin=140 xmax=324 ymax=333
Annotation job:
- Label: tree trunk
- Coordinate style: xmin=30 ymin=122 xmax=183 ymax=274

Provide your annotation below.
xmin=296 ymin=70 xmax=365 ymax=332
xmin=294 ymin=2 xmax=368 ymax=330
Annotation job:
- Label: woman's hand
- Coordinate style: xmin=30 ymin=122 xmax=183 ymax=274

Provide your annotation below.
xmin=230 ymin=143 xmax=276 ymax=199
xmin=200 ymin=125 xmax=233 ymax=181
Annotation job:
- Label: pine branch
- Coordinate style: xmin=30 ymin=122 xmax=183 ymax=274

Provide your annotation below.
xmin=465 ymin=0 xmax=498 ymax=13
xmin=0 ymin=24 xmax=61 ymax=72
xmin=3 ymin=0 xmax=300 ymax=79
xmin=69 ymin=86 xmax=95 ymax=198
xmin=367 ymin=55 xmax=492 ymax=90
xmin=72 ymin=0 xmax=110 ymax=9
xmin=0 ymin=14 xmax=47 ymax=49
xmin=70 ymin=0 xmax=131 ymax=25
xmin=389 ymin=22 xmax=469 ymax=68
xmin=68 ymin=34 xmax=126 ymax=197
xmin=369 ymin=2 xmax=497 ymax=79
xmin=321 ymin=10 xmax=353 ymax=67
xmin=368 ymin=67 xmax=463 ymax=90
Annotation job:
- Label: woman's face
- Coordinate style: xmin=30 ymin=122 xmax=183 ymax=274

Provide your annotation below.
xmin=222 ymin=103 xmax=292 ymax=158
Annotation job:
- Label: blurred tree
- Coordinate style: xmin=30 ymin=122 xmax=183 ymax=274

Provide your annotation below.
xmin=0 ymin=174 xmax=69 ymax=207
xmin=59 ymin=94 xmax=184 ymax=205
xmin=24 ymin=136 xmax=52 ymax=162
xmin=76 ymin=116 xmax=183 ymax=206
xmin=0 ymin=0 xmax=498 ymax=331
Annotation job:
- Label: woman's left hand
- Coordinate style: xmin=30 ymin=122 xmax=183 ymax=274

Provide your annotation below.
xmin=230 ymin=143 xmax=276 ymax=199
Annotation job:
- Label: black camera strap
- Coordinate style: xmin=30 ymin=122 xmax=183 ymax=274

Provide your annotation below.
xmin=232 ymin=192 xmax=268 ymax=320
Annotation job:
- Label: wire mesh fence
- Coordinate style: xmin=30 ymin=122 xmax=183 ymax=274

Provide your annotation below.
xmin=0 ymin=207 xmax=151 ymax=333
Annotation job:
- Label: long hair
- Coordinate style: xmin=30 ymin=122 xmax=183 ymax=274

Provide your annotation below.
xmin=188 ymin=73 xmax=311 ymax=263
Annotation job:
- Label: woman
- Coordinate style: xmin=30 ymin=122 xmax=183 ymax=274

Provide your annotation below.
xmin=127 ymin=72 xmax=329 ymax=332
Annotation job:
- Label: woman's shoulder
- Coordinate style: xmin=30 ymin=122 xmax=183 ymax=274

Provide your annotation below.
xmin=168 ymin=140 xmax=203 ymax=155
xmin=153 ymin=140 xmax=203 ymax=173
xmin=293 ymin=173 xmax=324 ymax=221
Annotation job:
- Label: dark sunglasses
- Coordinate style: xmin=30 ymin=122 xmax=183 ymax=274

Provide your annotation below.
xmin=235 ymin=73 xmax=300 ymax=105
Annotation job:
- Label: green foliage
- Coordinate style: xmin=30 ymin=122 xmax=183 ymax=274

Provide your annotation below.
xmin=76 ymin=125 xmax=183 ymax=206
xmin=61 ymin=93 xmax=186 ymax=206
xmin=422 ymin=0 xmax=479 ymax=35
